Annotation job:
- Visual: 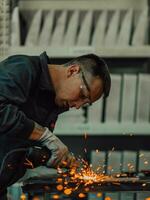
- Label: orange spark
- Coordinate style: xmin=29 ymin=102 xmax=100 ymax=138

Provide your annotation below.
xmin=64 ymin=188 xmax=72 ymax=195
xmin=56 ymin=185 xmax=63 ymax=191
xmin=78 ymin=193 xmax=86 ymax=198
xmin=97 ymin=192 xmax=102 ymax=197
xmin=105 ymin=197 xmax=112 ymax=200
xmin=20 ymin=193 xmax=26 ymax=200
xmin=52 ymin=194 xmax=60 ymax=199
xmin=84 ymin=148 xmax=87 ymax=153
xmin=84 ymin=187 xmax=89 ymax=192
xmin=24 ymin=158 xmax=34 ymax=168
xmin=57 ymin=178 xmax=63 ymax=183
xmin=32 ymin=197 xmax=40 ymax=200
xmin=84 ymin=132 xmax=87 ymax=140
xmin=144 ymin=161 xmax=148 ymax=165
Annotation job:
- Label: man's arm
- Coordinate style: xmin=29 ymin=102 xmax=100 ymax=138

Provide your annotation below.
xmin=0 ymin=96 xmax=34 ymax=139
xmin=0 ymin=97 xmax=76 ymax=168
xmin=0 ymin=55 xmax=39 ymax=139
xmin=29 ymin=122 xmax=46 ymax=141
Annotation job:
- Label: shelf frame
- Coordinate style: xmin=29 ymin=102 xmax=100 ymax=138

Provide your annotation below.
xmin=54 ymin=122 xmax=150 ymax=135
xmin=19 ymin=0 xmax=148 ymax=10
xmin=0 ymin=46 xmax=150 ymax=58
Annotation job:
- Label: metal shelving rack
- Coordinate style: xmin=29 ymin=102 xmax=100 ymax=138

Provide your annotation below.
xmin=0 ymin=0 xmax=10 ymax=58
xmin=0 ymin=0 xmax=150 ymax=59
xmin=9 ymin=46 xmax=150 ymax=58
xmin=0 ymin=0 xmax=150 ymax=135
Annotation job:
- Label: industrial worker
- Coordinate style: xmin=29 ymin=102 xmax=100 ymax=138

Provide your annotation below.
xmin=0 ymin=52 xmax=111 ymax=199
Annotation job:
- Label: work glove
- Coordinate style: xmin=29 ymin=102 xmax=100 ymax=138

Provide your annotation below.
xmin=38 ymin=128 xmax=77 ymax=168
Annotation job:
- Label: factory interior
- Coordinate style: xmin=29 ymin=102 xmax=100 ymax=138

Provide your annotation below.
xmin=0 ymin=0 xmax=150 ymax=199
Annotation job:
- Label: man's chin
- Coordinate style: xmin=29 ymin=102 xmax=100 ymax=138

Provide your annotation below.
xmin=63 ymin=103 xmax=69 ymax=109
xmin=55 ymin=99 xmax=61 ymax=107
xmin=55 ymin=99 xmax=69 ymax=108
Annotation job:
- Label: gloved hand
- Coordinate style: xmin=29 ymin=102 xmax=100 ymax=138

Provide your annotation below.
xmin=38 ymin=128 xmax=77 ymax=168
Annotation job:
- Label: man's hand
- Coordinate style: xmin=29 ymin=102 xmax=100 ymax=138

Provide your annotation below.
xmin=38 ymin=128 xmax=77 ymax=168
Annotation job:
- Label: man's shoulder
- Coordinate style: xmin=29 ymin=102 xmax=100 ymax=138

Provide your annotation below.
xmin=0 ymin=54 xmax=41 ymax=73
xmin=5 ymin=54 xmax=40 ymax=65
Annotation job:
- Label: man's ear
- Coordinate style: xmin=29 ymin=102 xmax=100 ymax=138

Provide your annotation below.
xmin=67 ymin=64 xmax=80 ymax=77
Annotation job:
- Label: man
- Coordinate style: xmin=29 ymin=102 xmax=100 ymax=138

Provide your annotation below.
xmin=0 ymin=52 xmax=111 ymax=199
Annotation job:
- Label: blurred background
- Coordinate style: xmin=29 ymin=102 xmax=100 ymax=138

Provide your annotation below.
xmin=0 ymin=0 xmax=150 ymax=199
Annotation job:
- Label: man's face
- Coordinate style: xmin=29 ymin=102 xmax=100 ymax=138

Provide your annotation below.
xmin=55 ymin=65 xmax=104 ymax=109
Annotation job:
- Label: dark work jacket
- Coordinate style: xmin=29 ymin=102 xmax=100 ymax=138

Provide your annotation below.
xmin=0 ymin=52 xmax=68 ymax=193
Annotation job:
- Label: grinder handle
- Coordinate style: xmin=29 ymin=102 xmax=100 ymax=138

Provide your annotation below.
xmin=25 ymin=146 xmax=51 ymax=169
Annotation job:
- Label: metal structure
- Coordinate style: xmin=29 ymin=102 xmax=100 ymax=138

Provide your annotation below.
xmin=0 ymin=0 xmax=10 ymax=57
xmin=22 ymin=175 xmax=150 ymax=200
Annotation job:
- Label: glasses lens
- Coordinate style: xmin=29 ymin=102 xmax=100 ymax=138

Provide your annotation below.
xmin=80 ymin=70 xmax=92 ymax=106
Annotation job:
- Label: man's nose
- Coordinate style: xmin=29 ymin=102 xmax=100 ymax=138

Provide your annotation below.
xmin=75 ymin=101 xmax=85 ymax=109
xmin=68 ymin=101 xmax=76 ymax=108
xmin=75 ymin=104 xmax=81 ymax=109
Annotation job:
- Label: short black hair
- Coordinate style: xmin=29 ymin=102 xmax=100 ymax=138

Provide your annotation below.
xmin=65 ymin=54 xmax=111 ymax=98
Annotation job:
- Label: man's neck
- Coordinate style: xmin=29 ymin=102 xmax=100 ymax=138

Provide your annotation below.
xmin=48 ymin=64 xmax=63 ymax=92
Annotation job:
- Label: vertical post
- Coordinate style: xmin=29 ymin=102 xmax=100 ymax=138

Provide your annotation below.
xmin=0 ymin=0 xmax=10 ymax=58
xmin=147 ymin=0 xmax=150 ymax=43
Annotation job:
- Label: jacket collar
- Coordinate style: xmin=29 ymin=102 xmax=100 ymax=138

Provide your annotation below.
xmin=39 ymin=51 xmax=54 ymax=92
xmin=39 ymin=52 xmax=69 ymax=112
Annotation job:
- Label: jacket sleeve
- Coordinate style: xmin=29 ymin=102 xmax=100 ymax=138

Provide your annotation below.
xmin=0 ymin=96 xmax=34 ymax=139
xmin=0 ymin=55 xmax=39 ymax=139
